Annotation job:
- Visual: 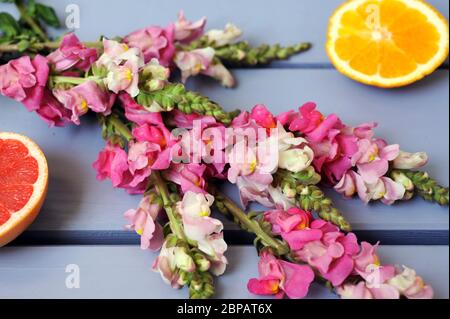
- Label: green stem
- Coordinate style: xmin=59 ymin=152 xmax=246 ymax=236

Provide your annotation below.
xmin=50 ymin=75 xmax=103 ymax=86
xmin=108 ymin=116 xmax=133 ymax=141
xmin=15 ymin=0 xmax=49 ymax=42
xmin=153 ymin=171 xmax=186 ymax=241
xmin=209 ymin=185 xmax=289 ymax=256
xmin=0 ymin=41 xmax=103 ymax=53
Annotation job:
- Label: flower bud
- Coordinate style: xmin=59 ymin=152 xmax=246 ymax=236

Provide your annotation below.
xmin=205 ymin=23 xmax=243 ymax=46
xmin=194 ymin=253 xmax=211 ymax=272
xmin=282 ymin=183 xmax=297 ymax=198
xmin=177 ymin=270 xmax=190 ymax=286
xmin=190 ymin=276 xmax=203 ymax=291
xmin=278 ymin=146 xmax=314 ymax=173
xmin=403 ymin=191 xmax=415 ymax=201
xmin=174 ymin=247 xmax=196 ymax=272
xmin=298 ymin=185 xmax=310 ymax=196
xmin=391 ymin=171 xmax=414 ymax=191
xmin=393 ymin=151 xmax=428 ymax=169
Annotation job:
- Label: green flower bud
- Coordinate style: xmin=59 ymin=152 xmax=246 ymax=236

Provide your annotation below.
xmin=391 ymin=171 xmax=414 ymax=191
xmin=282 ymin=183 xmax=296 ymax=198
xmin=194 ymin=253 xmax=211 ymax=272
xmin=177 ymin=270 xmax=191 ymax=286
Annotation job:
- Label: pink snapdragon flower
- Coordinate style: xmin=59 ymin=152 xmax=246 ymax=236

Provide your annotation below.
xmin=92 ymin=142 xmax=148 ymax=194
xmin=175 ymin=114 xmax=226 ymax=173
xmin=337 ymin=279 xmax=399 ymax=299
xmin=126 ymin=140 xmax=158 ymax=184
xmin=93 ymin=142 xmax=129 ymax=186
xmin=263 ymin=208 xmax=433 ymax=298
xmin=293 ymin=222 xmax=359 ymax=286
xmin=247 ymin=251 xmax=315 ymax=299
xmin=335 ymin=171 xmax=405 ymax=205
xmin=124 ymin=195 xmax=164 ymax=250
xmin=337 ymin=265 xmax=433 ymax=299
xmin=132 ymin=119 xmax=177 ymax=170
xmin=153 ymin=241 xmax=196 ymax=288
xmin=165 ymin=163 xmax=208 ymax=194
xmin=352 ymin=139 xmax=399 ymax=184
xmin=350 ymin=243 xmax=401 ymax=299
xmin=47 ymin=33 xmax=97 ymax=72
xmin=174 ymin=47 xmax=235 ymax=87
xmin=287 ymin=102 xmax=324 ymax=133
xmin=53 ymin=81 xmax=115 ymax=125
xmin=106 ymin=60 xmax=140 ymax=97
xmin=246 ymin=105 xmax=315 ymax=173
xmin=94 ymin=116 xmax=174 ymax=191
xmin=96 ymin=39 xmax=144 ymax=97
xmin=283 ymin=103 xmax=424 ymax=206
xmin=177 ymin=192 xmax=228 ymax=275
xmin=170 ymin=109 xmax=217 ymax=129
xmin=264 ymin=208 xmax=313 ymax=237
xmin=265 ymin=209 xmax=359 ymax=286
xmin=250 ymin=104 xmax=277 ymax=129
xmin=0 ymin=55 xmax=49 ymax=111
xmin=124 ymin=24 xmax=175 ymax=66
xmin=226 ymin=138 xmax=276 ymax=207
xmin=174 ymin=11 xmax=206 ymax=44
xmin=388 ymin=266 xmax=434 ymax=299
xmin=175 ymin=47 xmax=214 ymax=83
xmin=228 ymin=106 xmax=315 ymax=207
xmin=35 ymin=90 xmax=71 ymax=127
xmin=119 ymin=92 xmax=165 ymax=125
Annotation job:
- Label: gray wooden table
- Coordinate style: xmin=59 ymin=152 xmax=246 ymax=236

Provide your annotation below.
xmin=0 ymin=0 xmax=449 ymax=299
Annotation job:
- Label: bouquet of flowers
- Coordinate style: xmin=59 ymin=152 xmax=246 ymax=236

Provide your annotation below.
xmin=1 ymin=0 xmax=447 ymax=299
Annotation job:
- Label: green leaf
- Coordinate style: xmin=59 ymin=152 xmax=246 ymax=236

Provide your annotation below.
xmin=35 ymin=3 xmax=60 ymax=27
xmin=27 ymin=0 xmax=37 ymax=16
xmin=0 ymin=0 xmax=16 ymax=3
xmin=0 ymin=12 xmax=20 ymax=38
xmin=17 ymin=39 xmax=30 ymax=51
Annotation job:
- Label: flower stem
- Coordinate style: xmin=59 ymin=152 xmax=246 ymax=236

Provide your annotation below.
xmin=153 ymin=171 xmax=186 ymax=241
xmin=0 ymin=41 xmax=102 ymax=53
xmin=50 ymin=75 xmax=103 ymax=86
xmin=108 ymin=116 xmax=133 ymax=141
xmin=15 ymin=0 xmax=49 ymax=42
xmin=208 ymin=185 xmax=289 ymax=256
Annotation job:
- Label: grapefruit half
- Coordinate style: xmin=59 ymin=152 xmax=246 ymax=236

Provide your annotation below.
xmin=0 ymin=132 xmax=48 ymax=247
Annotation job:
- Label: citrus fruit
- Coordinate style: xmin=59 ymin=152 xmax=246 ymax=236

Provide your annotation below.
xmin=0 ymin=132 xmax=48 ymax=247
xmin=327 ymin=0 xmax=449 ymax=88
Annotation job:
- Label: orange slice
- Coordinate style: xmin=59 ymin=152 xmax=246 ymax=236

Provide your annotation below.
xmin=327 ymin=0 xmax=449 ymax=87
xmin=0 ymin=132 xmax=48 ymax=247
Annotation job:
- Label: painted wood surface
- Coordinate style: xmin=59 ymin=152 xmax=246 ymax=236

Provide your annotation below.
xmin=0 ymin=246 xmax=448 ymax=299
xmin=0 ymin=0 xmax=449 ymax=299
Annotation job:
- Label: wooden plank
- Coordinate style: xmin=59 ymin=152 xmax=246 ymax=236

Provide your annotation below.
xmin=1 ymin=0 xmax=448 ymax=66
xmin=2 ymin=69 xmax=447 ymax=241
xmin=0 ymin=245 xmax=447 ymax=299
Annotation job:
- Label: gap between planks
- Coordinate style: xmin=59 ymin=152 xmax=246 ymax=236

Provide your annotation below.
xmin=7 ymin=229 xmax=449 ymax=247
